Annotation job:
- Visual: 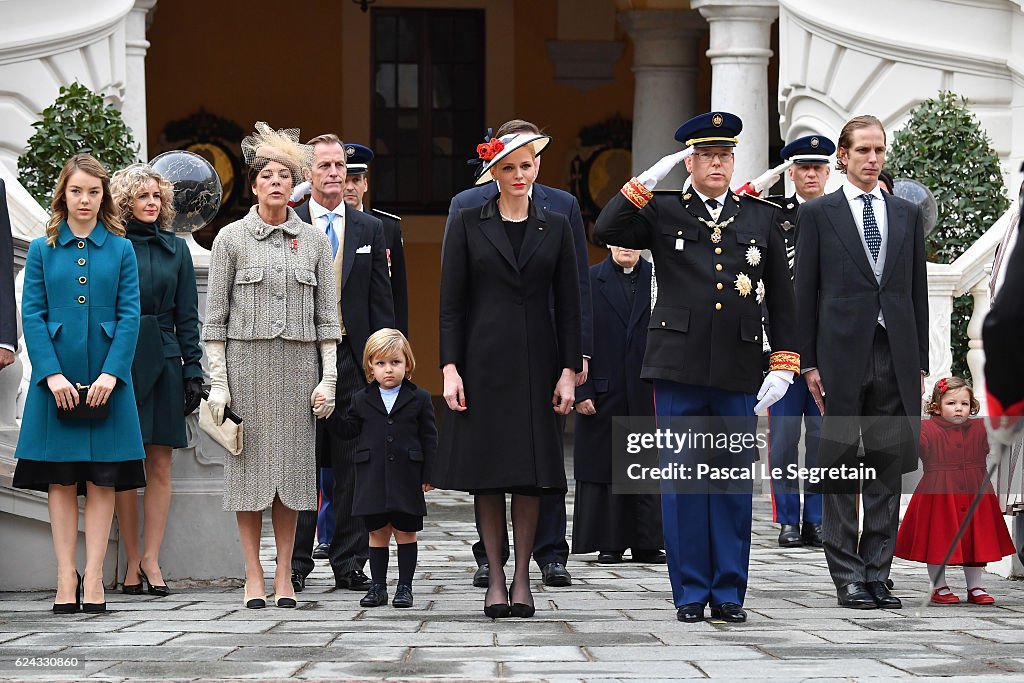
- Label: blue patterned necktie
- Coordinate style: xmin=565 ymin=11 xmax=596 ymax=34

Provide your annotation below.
xmin=860 ymin=194 xmax=881 ymax=261
xmin=324 ymin=212 xmax=340 ymax=258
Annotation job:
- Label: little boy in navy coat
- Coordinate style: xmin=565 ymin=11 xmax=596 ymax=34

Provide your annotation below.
xmin=328 ymin=328 xmax=437 ymax=608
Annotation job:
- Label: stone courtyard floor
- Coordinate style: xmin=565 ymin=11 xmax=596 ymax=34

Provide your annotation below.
xmin=2 ymin=485 xmax=1024 ymax=682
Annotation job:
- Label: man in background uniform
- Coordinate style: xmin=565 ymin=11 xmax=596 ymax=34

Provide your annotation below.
xmin=342 ymin=143 xmax=409 ymax=336
xmin=764 ymin=134 xmax=835 ymax=549
xmin=595 ymin=112 xmax=799 ymax=624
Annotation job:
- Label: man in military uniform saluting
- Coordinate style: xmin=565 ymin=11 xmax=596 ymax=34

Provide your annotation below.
xmin=594 ymin=112 xmax=799 ymax=624
xmin=342 ymin=143 xmax=409 ymax=336
xmin=764 ymin=134 xmax=834 ymax=549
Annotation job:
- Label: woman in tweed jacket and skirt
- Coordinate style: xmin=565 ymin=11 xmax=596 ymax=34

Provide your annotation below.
xmin=203 ymin=123 xmax=342 ymax=608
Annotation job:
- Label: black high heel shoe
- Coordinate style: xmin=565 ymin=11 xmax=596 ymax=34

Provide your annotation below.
xmin=139 ymin=565 xmax=170 ymax=597
xmin=509 ymin=581 xmax=535 ymax=618
xmin=82 ymin=573 xmax=106 ymax=613
xmin=122 ymin=565 xmax=143 ymax=595
xmin=53 ymin=572 xmax=81 ymax=614
xmin=483 ymin=583 xmax=511 ymax=619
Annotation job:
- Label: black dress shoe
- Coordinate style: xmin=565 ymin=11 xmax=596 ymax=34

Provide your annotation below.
xmin=837 ymin=581 xmax=877 ymax=609
xmin=336 ymin=569 xmax=372 ymax=591
xmin=312 ymin=543 xmax=330 ymax=560
xmin=597 ymin=551 xmax=623 ymax=564
xmin=392 ymin=584 xmax=413 ymax=608
xmin=800 ymin=523 xmax=824 ymax=548
xmin=359 ymin=583 xmax=388 ymax=607
xmin=710 ymin=603 xmax=747 ymax=623
xmin=676 ymin=603 xmax=704 ymax=623
xmin=866 ymin=581 xmax=902 ymax=609
xmin=778 ymin=524 xmax=802 ymax=548
xmin=541 ymin=562 xmax=572 ymax=587
xmin=631 ymin=549 xmax=667 ymax=564
xmin=472 ymin=564 xmax=490 ymax=588
xmin=290 ymin=570 xmax=306 ymax=593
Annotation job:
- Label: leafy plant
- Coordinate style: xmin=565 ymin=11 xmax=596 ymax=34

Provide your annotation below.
xmin=17 ymin=82 xmax=139 ymax=208
xmin=888 ymin=91 xmax=1009 ymax=380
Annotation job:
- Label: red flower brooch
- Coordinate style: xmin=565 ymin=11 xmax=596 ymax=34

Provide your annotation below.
xmin=476 ymin=138 xmax=505 ymax=161
xmin=290 ymin=238 xmax=299 ymax=253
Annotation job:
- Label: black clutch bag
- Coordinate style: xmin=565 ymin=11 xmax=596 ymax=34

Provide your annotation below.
xmin=56 ymin=384 xmax=110 ymax=421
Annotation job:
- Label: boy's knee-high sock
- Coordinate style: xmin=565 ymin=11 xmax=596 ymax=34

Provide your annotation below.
xmin=397 ymin=542 xmax=418 ymax=586
xmin=369 ymin=546 xmax=389 ymax=584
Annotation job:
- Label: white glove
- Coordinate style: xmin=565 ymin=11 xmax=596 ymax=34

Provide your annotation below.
xmin=289 ymin=181 xmax=312 ymax=205
xmin=637 ymin=149 xmax=693 ymax=190
xmin=754 ymin=370 xmax=795 ymax=414
xmin=205 ymin=340 xmax=230 ymax=426
xmin=311 ymin=340 xmax=338 ymax=419
xmin=987 ymin=414 xmax=1024 ymax=448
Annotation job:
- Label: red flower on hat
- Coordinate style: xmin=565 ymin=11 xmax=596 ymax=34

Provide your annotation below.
xmin=476 ymin=139 xmax=505 ymax=162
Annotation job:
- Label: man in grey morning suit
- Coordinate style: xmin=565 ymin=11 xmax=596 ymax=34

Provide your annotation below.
xmin=795 ymin=115 xmax=928 ymax=610
xmin=290 ymin=134 xmax=395 ymax=593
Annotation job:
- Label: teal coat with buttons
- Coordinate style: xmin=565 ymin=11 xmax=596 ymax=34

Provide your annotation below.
xmin=15 ymin=221 xmax=145 ymax=463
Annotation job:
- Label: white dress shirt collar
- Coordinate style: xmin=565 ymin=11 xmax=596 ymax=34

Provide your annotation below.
xmin=842 ymin=179 xmax=883 ymax=203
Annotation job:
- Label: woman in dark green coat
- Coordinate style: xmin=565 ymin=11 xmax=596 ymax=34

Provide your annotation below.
xmin=111 ymin=164 xmax=203 ymax=597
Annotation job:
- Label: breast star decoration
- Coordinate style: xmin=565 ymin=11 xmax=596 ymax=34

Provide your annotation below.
xmin=745 ymin=246 xmax=761 ymax=267
xmin=755 ymin=279 xmax=765 ymax=304
xmin=734 ymin=272 xmax=753 ymax=298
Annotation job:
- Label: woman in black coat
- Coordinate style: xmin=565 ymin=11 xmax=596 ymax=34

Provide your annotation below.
xmin=110 ymin=164 xmax=203 ymax=597
xmin=436 ymin=132 xmax=582 ymax=618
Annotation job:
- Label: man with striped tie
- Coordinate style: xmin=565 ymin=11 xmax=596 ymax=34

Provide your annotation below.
xmin=795 ymin=115 xmax=929 ymax=610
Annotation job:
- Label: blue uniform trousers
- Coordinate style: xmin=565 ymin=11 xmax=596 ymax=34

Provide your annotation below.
xmin=766 ymin=377 xmax=822 ymax=526
xmin=654 ymin=380 xmax=754 ymax=608
xmin=317 ymin=466 xmax=336 ymax=544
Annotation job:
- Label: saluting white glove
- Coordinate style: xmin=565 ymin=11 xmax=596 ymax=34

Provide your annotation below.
xmin=311 ymin=340 xmax=338 ymax=419
xmin=754 ymin=370 xmax=795 ymax=414
xmin=205 ymin=340 xmax=230 ymax=426
xmin=637 ymin=149 xmax=693 ymax=190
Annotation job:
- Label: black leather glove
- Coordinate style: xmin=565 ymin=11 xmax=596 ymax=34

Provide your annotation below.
xmin=183 ymin=378 xmax=204 ymax=416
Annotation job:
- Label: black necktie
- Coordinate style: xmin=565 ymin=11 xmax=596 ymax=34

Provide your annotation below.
xmin=705 ymin=198 xmax=719 ymax=210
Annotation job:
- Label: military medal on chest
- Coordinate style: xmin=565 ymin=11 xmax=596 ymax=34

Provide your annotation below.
xmin=696 ymin=214 xmax=737 ymax=244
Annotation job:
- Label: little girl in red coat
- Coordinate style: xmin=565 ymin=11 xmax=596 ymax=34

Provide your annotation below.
xmin=895 ymin=377 xmax=1016 ymax=605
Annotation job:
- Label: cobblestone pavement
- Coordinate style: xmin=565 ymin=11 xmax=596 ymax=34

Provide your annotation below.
xmin=1 ymin=485 xmax=1023 ymax=681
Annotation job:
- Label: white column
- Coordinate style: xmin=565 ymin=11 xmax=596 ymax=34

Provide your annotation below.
xmin=619 ymin=10 xmax=706 ymax=189
xmin=123 ymin=0 xmax=158 ymax=160
xmin=692 ymin=0 xmax=777 ymax=186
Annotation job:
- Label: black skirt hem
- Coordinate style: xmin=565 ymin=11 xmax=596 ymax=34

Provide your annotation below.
xmin=13 ymin=459 xmax=147 ymax=495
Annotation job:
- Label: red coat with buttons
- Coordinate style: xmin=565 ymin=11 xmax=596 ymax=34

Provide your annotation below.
xmin=328 ymin=379 xmax=437 ymax=517
xmin=895 ymin=417 xmax=1015 ymax=565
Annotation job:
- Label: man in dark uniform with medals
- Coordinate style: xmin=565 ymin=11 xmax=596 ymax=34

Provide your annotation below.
xmin=595 ymin=112 xmax=799 ymax=624
xmin=342 ymin=143 xmax=409 ymax=336
xmin=764 ymin=134 xmax=835 ymax=549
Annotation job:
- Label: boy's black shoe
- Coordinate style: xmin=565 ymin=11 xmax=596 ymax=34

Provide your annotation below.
xmin=392 ymin=584 xmax=414 ymax=608
xmin=359 ymin=583 xmax=388 ymax=607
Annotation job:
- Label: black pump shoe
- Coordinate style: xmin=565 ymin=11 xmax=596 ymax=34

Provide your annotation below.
xmin=139 ymin=565 xmax=170 ymax=597
xmin=53 ymin=572 xmax=82 ymax=614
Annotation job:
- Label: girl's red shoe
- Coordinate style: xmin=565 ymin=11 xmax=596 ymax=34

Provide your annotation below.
xmin=967 ymin=588 xmax=995 ymax=605
xmin=930 ymin=587 xmax=960 ymax=604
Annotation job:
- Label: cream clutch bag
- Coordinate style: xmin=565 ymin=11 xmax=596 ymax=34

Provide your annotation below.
xmin=198 ymin=396 xmax=243 ymax=456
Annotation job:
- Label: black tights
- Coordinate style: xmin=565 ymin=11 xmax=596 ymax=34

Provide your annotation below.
xmin=476 ymin=493 xmax=539 ymax=608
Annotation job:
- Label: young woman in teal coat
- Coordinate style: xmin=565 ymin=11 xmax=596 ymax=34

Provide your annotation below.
xmin=14 ymin=154 xmax=146 ymax=614
xmin=111 ymin=164 xmax=202 ymax=598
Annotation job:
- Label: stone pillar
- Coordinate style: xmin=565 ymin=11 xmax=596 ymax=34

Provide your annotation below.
xmin=619 ymin=9 xmax=706 ymax=189
xmin=692 ymin=0 xmax=777 ymax=186
xmin=123 ymin=0 xmax=158 ymax=160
